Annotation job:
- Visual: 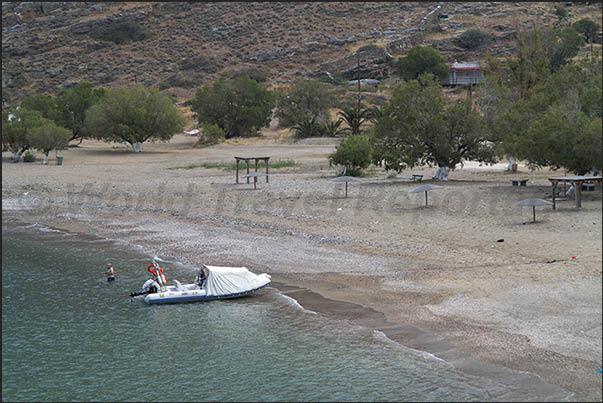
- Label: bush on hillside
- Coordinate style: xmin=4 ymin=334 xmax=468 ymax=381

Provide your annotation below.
xmin=456 ymin=29 xmax=493 ymax=50
xmin=89 ymin=20 xmax=152 ymax=44
xmin=233 ymin=68 xmax=268 ymax=83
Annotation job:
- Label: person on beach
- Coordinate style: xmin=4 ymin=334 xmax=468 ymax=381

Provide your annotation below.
xmin=103 ymin=263 xmax=116 ymax=282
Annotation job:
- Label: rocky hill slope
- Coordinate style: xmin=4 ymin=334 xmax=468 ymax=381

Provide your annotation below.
xmin=2 ymin=2 xmax=601 ymax=105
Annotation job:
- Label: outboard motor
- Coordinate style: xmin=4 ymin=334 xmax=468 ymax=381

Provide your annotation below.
xmin=130 ymin=279 xmax=160 ymax=298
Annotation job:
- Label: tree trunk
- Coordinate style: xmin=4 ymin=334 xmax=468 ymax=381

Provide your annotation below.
xmin=433 ymin=166 xmax=450 ymax=181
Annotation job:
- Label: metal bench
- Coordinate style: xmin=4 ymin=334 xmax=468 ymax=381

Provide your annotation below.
xmin=511 ymin=179 xmax=527 ymax=186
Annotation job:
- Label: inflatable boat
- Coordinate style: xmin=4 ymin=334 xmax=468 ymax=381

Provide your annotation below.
xmin=130 ymin=262 xmax=271 ymax=305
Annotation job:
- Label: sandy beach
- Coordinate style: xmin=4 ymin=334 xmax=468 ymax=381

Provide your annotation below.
xmin=2 ymin=134 xmax=602 ymax=401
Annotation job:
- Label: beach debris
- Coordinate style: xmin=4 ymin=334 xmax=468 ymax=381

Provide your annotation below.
xmin=597 ymin=369 xmax=602 ymax=374
xmin=545 ymin=259 xmax=559 ymax=264
xmin=410 ymin=184 xmax=443 ymax=207
xmin=496 ymin=238 xmax=504 ymax=242
xmin=332 ymin=176 xmax=361 ymax=198
xmin=514 ymin=198 xmax=552 ymax=223
xmin=571 ymin=256 xmax=576 ymax=259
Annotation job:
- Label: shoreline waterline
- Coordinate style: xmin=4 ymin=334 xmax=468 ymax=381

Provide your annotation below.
xmin=2 ymin=216 xmax=573 ymax=401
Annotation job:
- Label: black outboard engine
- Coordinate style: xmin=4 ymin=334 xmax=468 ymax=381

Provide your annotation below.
xmin=130 ymin=279 xmax=160 ymax=297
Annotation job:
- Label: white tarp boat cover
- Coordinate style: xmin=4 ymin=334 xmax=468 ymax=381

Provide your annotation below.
xmin=204 ymin=265 xmax=270 ymax=297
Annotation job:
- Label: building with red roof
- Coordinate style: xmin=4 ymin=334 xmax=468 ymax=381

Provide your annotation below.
xmin=442 ymin=61 xmax=484 ymax=86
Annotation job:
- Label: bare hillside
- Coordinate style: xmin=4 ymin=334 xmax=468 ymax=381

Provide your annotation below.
xmin=2 ymin=2 xmax=601 ymax=104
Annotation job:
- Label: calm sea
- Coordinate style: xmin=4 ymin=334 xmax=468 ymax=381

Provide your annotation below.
xmin=2 ymin=220 xmax=571 ymax=402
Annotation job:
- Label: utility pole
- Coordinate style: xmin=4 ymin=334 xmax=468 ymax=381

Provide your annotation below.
xmin=467 ymin=82 xmax=473 ymax=113
xmin=357 ymin=51 xmax=361 ymax=110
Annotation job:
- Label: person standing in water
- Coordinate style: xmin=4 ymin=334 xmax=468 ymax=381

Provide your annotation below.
xmin=103 ymin=263 xmax=116 ymax=282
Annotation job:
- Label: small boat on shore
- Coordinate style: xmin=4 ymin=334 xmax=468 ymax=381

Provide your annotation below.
xmin=130 ymin=262 xmax=271 ymax=304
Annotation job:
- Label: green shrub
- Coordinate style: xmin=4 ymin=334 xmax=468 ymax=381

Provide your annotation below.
xmin=456 ymin=29 xmax=493 ymax=49
xmin=328 ymin=134 xmax=372 ymax=176
xmin=179 ymin=55 xmax=219 ymax=73
xmin=317 ymin=73 xmax=347 ymax=86
xmin=89 ymin=20 xmax=152 ymax=44
xmin=397 ymin=46 xmax=449 ymax=81
xmin=233 ymin=68 xmax=267 ymax=83
xmin=159 ymin=73 xmax=200 ymax=90
xmin=195 ymin=123 xmax=225 ymax=147
xmin=554 ymin=5 xmax=567 ymax=19
xmin=22 ymin=151 xmax=36 ymax=162
xmin=357 ymin=44 xmax=382 ymax=53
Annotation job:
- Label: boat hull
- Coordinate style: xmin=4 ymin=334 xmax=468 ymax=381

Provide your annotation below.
xmin=143 ymin=282 xmax=271 ymax=305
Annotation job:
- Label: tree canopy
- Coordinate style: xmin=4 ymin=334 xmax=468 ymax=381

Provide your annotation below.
xmin=477 ymin=39 xmax=602 ymax=175
xmin=55 ymin=82 xmax=106 ymax=142
xmin=27 ymin=120 xmax=71 ymax=164
xmin=191 ymin=76 xmax=275 ymax=138
xmin=397 ymin=46 xmax=449 ymax=81
xmin=329 ymin=134 xmax=372 ymax=176
xmin=573 ymin=18 xmax=601 ymax=43
xmin=2 ymin=107 xmax=48 ymax=158
xmin=83 ymin=85 xmax=184 ymax=152
xmin=20 ymin=94 xmax=60 ymax=121
xmin=275 ymin=79 xmax=335 ymax=128
xmin=371 ymin=74 xmax=494 ymax=177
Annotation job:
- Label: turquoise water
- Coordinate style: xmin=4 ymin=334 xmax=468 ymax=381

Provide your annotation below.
xmin=2 ymin=221 xmax=570 ymax=402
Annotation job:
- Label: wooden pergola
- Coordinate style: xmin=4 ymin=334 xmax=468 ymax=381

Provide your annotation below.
xmin=235 ymin=156 xmax=270 ymax=184
xmin=548 ymin=176 xmax=603 ymax=210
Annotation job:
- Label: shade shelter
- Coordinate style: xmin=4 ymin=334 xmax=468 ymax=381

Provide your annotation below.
xmin=410 ymin=184 xmax=443 ymax=206
xmin=514 ymin=198 xmax=552 ymax=223
xmin=242 ymin=172 xmax=268 ymax=190
xmin=332 ymin=176 xmax=361 ymax=198
xmin=235 ymin=157 xmax=270 ymax=184
xmin=548 ymin=176 xmax=602 ymax=210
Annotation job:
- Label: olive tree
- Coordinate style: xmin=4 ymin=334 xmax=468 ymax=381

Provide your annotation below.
xmin=2 ymin=107 xmax=47 ymax=161
xmin=372 ymin=74 xmax=494 ymax=180
xmin=55 ymin=82 xmax=106 ymax=143
xmin=83 ymin=85 xmax=184 ymax=152
xmin=397 ymin=46 xmax=449 ymax=81
xmin=275 ymin=79 xmax=335 ymax=127
xmin=191 ymin=76 xmax=275 ymax=138
xmin=573 ymin=18 xmax=601 ymax=55
xmin=27 ymin=121 xmax=71 ymax=164
xmin=477 ymin=49 xmax=602 ymax=175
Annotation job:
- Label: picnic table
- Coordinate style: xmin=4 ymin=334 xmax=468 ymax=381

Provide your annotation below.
xmin=548 ymin=175 xmax=603 ymax=210
xmin=242 ymin=172 xmax=269 ymax=190
xmin=235 ymin=156 xmax=270 ymax=184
